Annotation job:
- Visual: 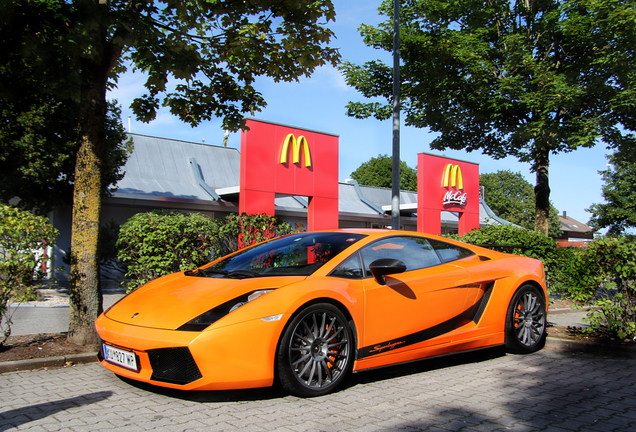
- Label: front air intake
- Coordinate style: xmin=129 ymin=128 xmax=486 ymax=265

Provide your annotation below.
xmin=147 ymin=347 xmax=203 ymax=385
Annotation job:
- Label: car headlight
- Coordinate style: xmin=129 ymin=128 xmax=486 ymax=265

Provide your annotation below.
xmin=177 ymin=289 xmax=275 ymax=331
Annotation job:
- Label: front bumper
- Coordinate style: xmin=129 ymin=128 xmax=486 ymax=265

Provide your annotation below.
xmin=95 ymin=313 xmax=288 ymax=391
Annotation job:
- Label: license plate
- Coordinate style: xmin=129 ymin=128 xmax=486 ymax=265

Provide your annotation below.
xmin=102 ymin=344 xmax=139 ymax=372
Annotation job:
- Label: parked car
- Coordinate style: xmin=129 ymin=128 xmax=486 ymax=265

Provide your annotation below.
xmin=95 ymin=229 xmax=548 ymax=397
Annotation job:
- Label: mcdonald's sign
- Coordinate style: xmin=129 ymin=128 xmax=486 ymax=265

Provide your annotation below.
xmin=279 ymin=134 xmax=312 ymax=167
xmin=442 ymin=164 xmax=463 ymax=190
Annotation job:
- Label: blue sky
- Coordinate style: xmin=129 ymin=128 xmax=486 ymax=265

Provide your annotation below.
xmin=107 ymin=0 xmax=610 ymax=227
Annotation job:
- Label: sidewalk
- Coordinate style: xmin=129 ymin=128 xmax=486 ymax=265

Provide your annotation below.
xmin=547 ymin=304 xmax=590 ymax=327
xmin=6 ymin=292 xmax=124 ymax=336
xmin=1 ymin=291 xmax=124 ymax=374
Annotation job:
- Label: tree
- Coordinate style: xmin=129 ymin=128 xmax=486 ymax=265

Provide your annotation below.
xmin=481 ymin=170 xmax=561 ymax=238
xmin=0 ymin=100 xmax=131 ymax=214
xmin=341 ymin=0 xmax=636 ymax=235
xmin=350 ymin=154 xmax=417 ymax=191
xmin=587 ymin=149 xmax=636 ymax=235
xmin=2 ymin=0 xmax=339 ymax=345
xmin=0 ymin=2 xmax=130 ymax=215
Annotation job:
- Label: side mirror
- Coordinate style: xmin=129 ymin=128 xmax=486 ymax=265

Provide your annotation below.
xmin=369 ymin=258 xmax=407 ymax=286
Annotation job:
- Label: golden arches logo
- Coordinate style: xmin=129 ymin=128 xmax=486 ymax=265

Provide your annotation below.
xmin=279 ymin=134 xmax=312 ymax=167
xmin=442 ymin=164 xmax=463 ymax=190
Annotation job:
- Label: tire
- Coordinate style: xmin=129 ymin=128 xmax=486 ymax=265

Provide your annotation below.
xmin=277 ymin=303 xmax=354 ymax=397
xmin=505 ymin=285 xmax=547 ymax=354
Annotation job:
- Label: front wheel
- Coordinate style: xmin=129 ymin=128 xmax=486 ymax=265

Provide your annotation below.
xmin=505 ymin=285 xmax=547 ymax=354
xmin=277 ymin=303 xmax=354 ymax=397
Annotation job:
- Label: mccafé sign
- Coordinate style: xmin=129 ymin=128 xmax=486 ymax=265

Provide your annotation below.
xmin=418 ymin=153 xmax=480 ymax=235
xmin=442 ymin=164 xmax=468 ymax=207
xmin=279 ymin=134 xmax=312 ymax=167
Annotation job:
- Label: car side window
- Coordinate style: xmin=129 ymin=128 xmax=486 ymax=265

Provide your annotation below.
xmin=330 ymin=252 xmax=365 ymax=279
xmin=427 ymin=239 xmax=475 ymax=263
xmin=359 ymin=236 xmax=442 ymax=274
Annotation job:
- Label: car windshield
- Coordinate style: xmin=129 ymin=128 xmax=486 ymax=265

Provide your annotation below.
xmin=197 ymin=232 xmax=367 ymax=278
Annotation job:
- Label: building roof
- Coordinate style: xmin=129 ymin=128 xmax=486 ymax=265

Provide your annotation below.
xmin=558 ymin=212 xmax=593 ymax=235
xmin=113 ymin=134 xmax=512 ymax=226
xmin=114 ymin=134 xmax=240 ymax=204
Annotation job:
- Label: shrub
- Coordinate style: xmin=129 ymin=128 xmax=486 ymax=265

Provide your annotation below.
xmin=449 ymin=224 xmax=565 ymax=291
xmin=582 ymin=237 xmax=636 ymax=339
xmin=0 ymin=204 xmax=58 ymax=345
xmin=450 ymin=224 xmax=557 ymax=260
xmin=450 ymin=226 xmax=636 ymax=339
xmin=117 ymin=211 xmax=297 ymax=292
xmin=548 ymin=246 xmax=602 ymax=303
xmin=211 ymin=213 xmax=296 ymax=258
xmin=117 ymin=210 xmax=219 ymax=291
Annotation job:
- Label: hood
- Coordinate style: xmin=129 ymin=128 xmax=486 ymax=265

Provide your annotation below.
xmin=105 ymin=272 xmax=304 ymax=330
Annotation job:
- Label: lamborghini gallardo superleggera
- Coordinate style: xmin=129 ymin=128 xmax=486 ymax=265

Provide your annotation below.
xmin=95 ymin=229 xmax=548 ymax=397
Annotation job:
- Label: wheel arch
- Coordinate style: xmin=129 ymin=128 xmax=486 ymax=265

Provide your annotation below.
xmin=273 ymin=297 xmax=359 ymax=380
xmin=518 ymin=279 xmax=545 ymax=292
xmin=513 ymin=279 xmax=548 ymax=303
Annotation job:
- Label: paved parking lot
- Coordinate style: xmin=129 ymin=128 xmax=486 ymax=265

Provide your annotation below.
xmin=1 ymin=347 xmax=635 ymax=431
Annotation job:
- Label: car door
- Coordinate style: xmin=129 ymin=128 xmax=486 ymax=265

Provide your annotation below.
xmin=356 ymin=236 xmax=474 ymax=359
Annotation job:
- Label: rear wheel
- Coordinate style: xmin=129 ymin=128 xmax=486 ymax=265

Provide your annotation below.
xmin=505 ymin=285 xmax=547 ymax=354
xmin=277 ymin=303 xmax=353 ymax=397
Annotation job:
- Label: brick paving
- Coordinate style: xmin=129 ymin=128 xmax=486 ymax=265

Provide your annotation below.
xmin=1 ymin=347 xmax=635 ymax=431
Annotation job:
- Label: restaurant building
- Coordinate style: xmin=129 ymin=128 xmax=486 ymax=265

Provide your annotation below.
xmin=49 ymin=120 xmax=513 ymax=279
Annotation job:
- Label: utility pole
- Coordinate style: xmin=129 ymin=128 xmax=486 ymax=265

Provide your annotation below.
xmin=391 ymin=0 xmax=401 ymax=230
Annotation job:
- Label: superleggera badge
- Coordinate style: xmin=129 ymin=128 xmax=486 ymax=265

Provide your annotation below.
xmin=369 ymin=341 xmax=406 ymax=354
xmin=131 ymin=313 xmax=139 ymax=319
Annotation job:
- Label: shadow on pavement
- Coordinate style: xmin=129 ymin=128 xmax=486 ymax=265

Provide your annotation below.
xmin=344 ymin=345 xmax=507 ymax=389
xmin=116 ymin=375 xmax=287 ymax=402
xmin=0 ymin=391 xmax=113 ymax=431
xmin=113 ymin=346 xmax=506 ymax=402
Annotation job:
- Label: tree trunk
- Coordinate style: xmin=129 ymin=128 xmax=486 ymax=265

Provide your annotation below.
xmin=68 ymin=122 xmax=104 ymax=345
xmin=533 ymin=147 xmax=551 ymax=236
xmin=68 ymin=3 xmax=109 ymax=346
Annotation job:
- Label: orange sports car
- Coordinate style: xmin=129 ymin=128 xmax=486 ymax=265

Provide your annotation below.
xmin=95 ymin=229 xmax=548 ymax=397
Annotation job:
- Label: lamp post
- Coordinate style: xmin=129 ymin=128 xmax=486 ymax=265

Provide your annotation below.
xmin=391 ymin=0 xmax=401 ymax=230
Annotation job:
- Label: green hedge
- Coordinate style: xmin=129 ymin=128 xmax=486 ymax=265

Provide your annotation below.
xmin=117 ymin=211 xmax=295 ymax=291
xmin=447 ymin=224 xmax=565 ymax=292
xmin=451 ymin=225 xmax=636 ymax=339
xmin=117 ymin=210 xmax=219 ymax=291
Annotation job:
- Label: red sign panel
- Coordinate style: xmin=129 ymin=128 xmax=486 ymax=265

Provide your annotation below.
xmin=418 ymin=153 xmax=480 ymax=235
xmin=239 ymin=119 xmax=339 ymax=230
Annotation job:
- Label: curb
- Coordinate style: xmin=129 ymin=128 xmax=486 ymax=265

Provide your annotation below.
xmin=548 ymin=306 xmax=592 ymax=314
xmin=0 ymin=352 xmax=97 ymax=374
